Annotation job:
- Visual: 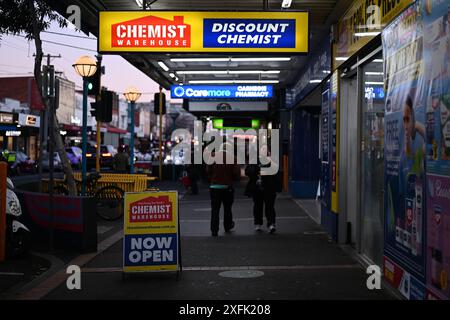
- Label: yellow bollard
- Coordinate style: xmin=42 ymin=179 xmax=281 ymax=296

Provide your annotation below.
xmin=0 ymin=162 xmax=7 ymax=261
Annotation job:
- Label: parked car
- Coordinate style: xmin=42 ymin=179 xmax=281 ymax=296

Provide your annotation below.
xmin=86 ymin=145 xmax=115 ymax=170
xmin=39 ymin=151 xmax=63 ymax=172
xmin=4 ymin=151 xmax=37 ymax=176
xmin=65 ymin=146 xmax=83 ymax=169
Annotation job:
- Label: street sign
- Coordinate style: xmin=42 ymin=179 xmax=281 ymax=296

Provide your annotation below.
xmin=123 ymin=191 xmax=180 ymax=273
xmin=171 ymin=85 xmax=273 ymax=99
xmin=99 ymin=11 xmax=308 ymax=53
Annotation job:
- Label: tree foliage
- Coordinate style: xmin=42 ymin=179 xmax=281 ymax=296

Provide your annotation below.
xmin=0 ymin=0 xmax=66 ymax=39
xmin=0 ymin=0 xmax=77 ymax=195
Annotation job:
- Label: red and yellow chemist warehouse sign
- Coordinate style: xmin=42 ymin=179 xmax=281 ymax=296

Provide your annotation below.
xmin=98 ymin=11 xmax=309 ymax=53
xmin=123 ymin=191 xmax=179 ymax=273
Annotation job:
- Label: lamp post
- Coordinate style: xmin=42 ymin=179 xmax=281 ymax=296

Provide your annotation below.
xmin=124 ymin=87 xmax=142 ymax=174
xmin=73 ymin=56 xmax=97 ymax=196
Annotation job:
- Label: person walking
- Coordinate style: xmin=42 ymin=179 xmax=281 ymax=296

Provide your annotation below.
xmin=245 ymin=154 xmax=280 ymax=234
xmin=206 ymin=148 xmax=240 ymax=237
xmin=113 ymin=145 xmax=130 ymax=173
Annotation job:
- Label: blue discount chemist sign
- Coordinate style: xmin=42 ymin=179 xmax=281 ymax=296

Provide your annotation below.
xmin=203 ymin=19 xmax=296 ymax=48
xmin=171 ymin=85 xmax=273 ymax=99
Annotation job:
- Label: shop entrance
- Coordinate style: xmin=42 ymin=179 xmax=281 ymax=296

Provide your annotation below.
xmin=360 ymin=53 xmax=385 ymax=266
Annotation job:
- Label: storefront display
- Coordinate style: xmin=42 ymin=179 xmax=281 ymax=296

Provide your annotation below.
xmin=383 ymin=2 xmax=426 ymax=288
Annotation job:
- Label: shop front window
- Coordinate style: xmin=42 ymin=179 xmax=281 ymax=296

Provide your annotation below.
xmin=361 ymin=53 xmax=385 ymax=266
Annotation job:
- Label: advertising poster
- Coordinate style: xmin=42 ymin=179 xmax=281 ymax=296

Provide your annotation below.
xmin=423 ymin=0 xmax=450 ymax=300
xmin=321 ymin=86 xmax=331 ymax=209
xmin=383 ymin=256 xmax=426 ymax=300
xmin=330 ymin=71 xmax=339 ymax=213
xmin=383 ymin=2 xmax=427 ymax=283
xmin=123 ymin=191 xmax=179 ymax=273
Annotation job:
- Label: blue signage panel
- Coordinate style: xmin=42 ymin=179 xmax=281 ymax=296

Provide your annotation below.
xmin=171 ymin=85 xmax=273 ymax=99
xmin=203 ymin=19 xmax=296 ymax=48
xmin=124 ymin=233 xmax=178 ymax=267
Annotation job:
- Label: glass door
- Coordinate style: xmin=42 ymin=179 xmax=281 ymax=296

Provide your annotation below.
xmin=361 ymin=53 xmax=385 ymax=266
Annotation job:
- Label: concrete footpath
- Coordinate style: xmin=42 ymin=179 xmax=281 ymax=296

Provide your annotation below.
xmin=9 ymin=181 xmax=397 ymax=300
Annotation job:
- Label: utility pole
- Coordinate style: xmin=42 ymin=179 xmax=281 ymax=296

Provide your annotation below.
xmin=38 ymin=54 xmax=61 ymax=193
xmin=95 ymin=54 xmax=103 ymax=173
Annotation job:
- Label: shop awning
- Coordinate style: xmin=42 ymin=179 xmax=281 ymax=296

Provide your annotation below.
xmin=101 ymin=123 xmax=128 ymax=134
xmin=62 ymin=124 xmax=82 ymax=132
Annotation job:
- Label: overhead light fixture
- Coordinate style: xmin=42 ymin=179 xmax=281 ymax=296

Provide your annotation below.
xmin=176 ymin=70 xmax=228 ymax=74
xmin=171 ymin=58 xmax=230 ymax=62
xmin=231 ymin=57 xmax=291 ymax=62
xmin=189 ymin=80 xmax=279 ymax=84
xmin=365 ymin=81 xmax=384 ymax=85
xmin=335 ymin=57 xmax=349 ymax=61
xmin=158 ymin=61 xmax=169 ymax=71
xmin=322 ymin=70 xmax=331 ymax=74
xmin=169 ymin=73 xmax=176 ymax=78
xmin=309 ymin=79 xmax=322 ymax=83
xmin=365 ymin=72 xmax=383 ymax=76
xmin=229 ymin=70 xmax=280 ymax=74
xmin=176 ymin=70 xmax=280 ymax=75
xmin=373 ymin=59 xmax=384 ymax=63
xmin=170 ymin=57 xmax=291 ymax=62
xmin=135 ymin=0 xmax=143 ymax=7
xmin=282 ymin=0 xmax=293 ymax=8
xmin=354 ymin=32 xmax=381 ymax=37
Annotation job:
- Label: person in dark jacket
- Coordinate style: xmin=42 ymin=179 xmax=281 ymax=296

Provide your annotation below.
xmin=245 ymin=155 xmax=280 ymax=234
xmin=206 ymin=148 xmax=241 ymax=237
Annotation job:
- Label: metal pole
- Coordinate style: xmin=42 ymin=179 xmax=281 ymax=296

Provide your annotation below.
xmin=130 ymin=101 xmax=135 ymax=174
xmin=48 ymin=94 xmax=54 ymax=252
xmin=172 ymin=118 xmax=176 ymax=181
xmin=81 ymin=78 xmax=88 ymax=196
xmin=159 ymin=87 xmax=163 ymax=181
xmin=95 ymin=55 xmax=102 ymax=173
xmin=0 ymin=162 xmax=6 ymax=262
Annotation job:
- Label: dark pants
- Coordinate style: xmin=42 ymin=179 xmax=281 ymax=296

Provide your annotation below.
xmin=190 ymin=176 xmax=198 ymax=194
xmin=210 ymin=187 xmax=234 ymax=233
xmin=253 ymin=190 xmax=276 ymax=227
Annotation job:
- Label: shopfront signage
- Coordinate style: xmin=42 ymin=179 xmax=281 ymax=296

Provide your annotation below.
xmin=18 ymin=114 xmax=40 ymax=128
xmin=0 ymin=112 xmax=14 ymax=124
xmin=5 ymin=131 xmax=21 ymax=137
xmin=286 ymin=35 xmax=331 ymax=108
xmin=171 ymin=85 xmax=273 ymax=99
xmin=189 ymin=101 xmax=268 ymax=112
xmin=333 ymin=0 xmax=413 ymax=69
xmin=123 ymin=191 xmax=179 ymax=273
xmin=99 ymin=11 xmax=308 ymax=53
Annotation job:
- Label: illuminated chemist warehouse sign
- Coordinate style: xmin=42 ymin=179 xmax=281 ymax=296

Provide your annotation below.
xmin=98 ymin=11 xmax=308 ymax=53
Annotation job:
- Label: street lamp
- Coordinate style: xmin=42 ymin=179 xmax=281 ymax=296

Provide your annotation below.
xmin=72 ymin=56 xmax=97 ymax=196
xmin=124 ymin=87 xmax=142 ymax=174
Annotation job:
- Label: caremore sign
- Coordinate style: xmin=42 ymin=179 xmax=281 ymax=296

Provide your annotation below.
xmin=99 ymin=11 xmax=308 ymax=53
xmin=171 ymin=85 xmax=273 ymax=99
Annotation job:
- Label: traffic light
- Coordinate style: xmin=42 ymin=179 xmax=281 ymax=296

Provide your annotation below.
xmin=154 ymin=92 xmax=166 ymax=115
xmin=87 ymin=67 xmax=101 ymax=96
xmin=90 ymin=101 xmax=98 ymax=118
xmin=98 ymin=90 xmax=113 ymax=122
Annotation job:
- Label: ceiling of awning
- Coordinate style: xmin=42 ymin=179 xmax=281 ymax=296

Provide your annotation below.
xmin=45 ymin=0 xmax=353 ymax=90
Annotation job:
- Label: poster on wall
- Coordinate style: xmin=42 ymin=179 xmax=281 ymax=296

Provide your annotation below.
xmin=321 ymin=85 xmax=331 ymax=209
xmin=423 ymin=0 xmax=450 ymax=300
xmin=330 ymin=71 xmax=339 ymax=213
xmin=383 ymin=2 xmax=427 ymax=283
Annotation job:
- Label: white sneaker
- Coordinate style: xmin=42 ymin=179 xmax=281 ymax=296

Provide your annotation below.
xmin=254 ymin=225 xmax=263 ymax=231
xmin=269 ymin=224 xmax=276 ymax=234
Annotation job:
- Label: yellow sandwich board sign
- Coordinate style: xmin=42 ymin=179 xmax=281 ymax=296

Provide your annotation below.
xmin=123 ymin=191 xmax=179 ymax=273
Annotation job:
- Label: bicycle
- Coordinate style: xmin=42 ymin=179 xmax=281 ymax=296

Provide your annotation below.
xmin=53 ymin=172 xmax=125 ymax=221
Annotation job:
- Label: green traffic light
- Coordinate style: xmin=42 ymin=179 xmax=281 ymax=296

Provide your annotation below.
xmin=88 ymin=82 xmax=93 ymax=90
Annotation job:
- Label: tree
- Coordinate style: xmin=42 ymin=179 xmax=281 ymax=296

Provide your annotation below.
xmin=0 ymin=0 xmax=77 ymax=195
